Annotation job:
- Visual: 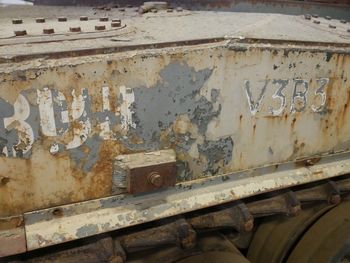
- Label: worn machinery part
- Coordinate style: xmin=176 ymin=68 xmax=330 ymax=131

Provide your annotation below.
xmin=188 ymin=202 xmax=254 ymax=233
xmin=247 ymin=191 xmax=301 ymax=217
xmin=247 ymin=203 xmax=335 ymax=263
xmin=286 ymin=201 xmax=350 ymax=263
xmin=175 ymin=233 xmax=250 ymax=263
xmin=118 ymin=218 xmax=196 ymax=253
xmin=295 ymin=180 xmax=342 ymax=204
xmin=125 ymin=232 xmax=249 ymax=263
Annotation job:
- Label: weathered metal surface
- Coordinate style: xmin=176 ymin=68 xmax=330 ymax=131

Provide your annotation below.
xmin=1 ymin=38 xmax=350 ymax=218
xmin=119 ymin=218 xmax=196 ymax=252
xmin=188 ymin=202 xmax=254 ymax=232
xmin=0 ymin=4 xmax=350 ymax=255
xmin=114 ymin=149 xmax=177 ymax=194
xmin=26 ymin=0 xmax=350 ymax=20
xmin=23 ymin=152 xmax=350 ymax=250
xmin=0 ymin=215 xmax=26 ymax=257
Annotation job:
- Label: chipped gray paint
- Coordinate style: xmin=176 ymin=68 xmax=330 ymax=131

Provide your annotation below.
xmin=198 ymin=137 xmax=234 ymax=175
xmin=76 ymin=224 xmax=99 ymax=238
xmin=130 ymin=62 xmax=216 ymax=147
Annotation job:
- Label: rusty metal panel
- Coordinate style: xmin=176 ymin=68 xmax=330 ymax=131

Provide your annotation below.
xmin=0 ymin=4 xmax=350 ymax=254
xmin=1 ymin=40 xmax=350 ymax=218
xmin=23 ymin=152 xmax=350 ymax=250
xmin=0 ymin=216 xmax=26 ymax=257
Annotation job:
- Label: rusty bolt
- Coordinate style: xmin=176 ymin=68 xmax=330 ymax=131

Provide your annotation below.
xmin=148 ymin=172 xmax=163 ymax=187
xmin=167 ymin=8 xmax=173 ymax=12
xmin=12 ymin=19 xmax=23 ymax=24
xmin=0 ymin=176 xmax=10 ymax=185
xmin=304 ymin=14 xmax=311 ymax=20
xmin=111 ymin=21 xmax=121 ymax=27
xmin=243 ymin=219 xmax=254 ymax=232
xmin=340 ymin=19 xmax=347 ymax=24
xmin=58 ymin=17 xmax=67 ymax=22
xmin=80 ymin=16 xmax=88 ymax=21
xmin=14 ymin=30 xmax=27 ymax=36
xmin=314 ymin=20 xmax=321 ymax=24
xmin=329 ymin=24 xmax=336 ymax=29
xmin=95 ymin=25 xmax=106 ymax=30
xmin=329 ymin=194 xmax=341 ymax=205
xmin=43 ymin=28 xmax=54 ymax=34
xmin=176 ymin=7 xmax=183 ymax=12
xmin=325 ymin=16 xmax=331 ymax=20
xmin=99 ymin=17 xmax=109 ymax=22
xmin=36 ymin=17 xmax=45 ymax=23
xmin=312 ymin=14 xmax=319 ymax=18
xmin=70 ymin=27 xmax=81 ymax=32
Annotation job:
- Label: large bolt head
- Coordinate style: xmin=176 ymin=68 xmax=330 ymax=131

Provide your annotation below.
xmin=148 ymin=172 xmax=162 ymax=187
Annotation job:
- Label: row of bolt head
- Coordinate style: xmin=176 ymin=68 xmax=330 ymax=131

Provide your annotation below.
xmin=304 ymin=14 xmax=349 ymax=31
xmin=149 ymin=7 xmax=182 ymax=13
xmin=304 ymin=14 xmax=347 ymax=24
xmin=13 ymin=20 xmax=122 ymax=36
xmin=12 ymin=17 xmax=121 ymax=24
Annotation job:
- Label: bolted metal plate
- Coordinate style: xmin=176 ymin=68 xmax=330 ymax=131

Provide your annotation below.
xmin=114 ymin=150 xmax=177 ymax=194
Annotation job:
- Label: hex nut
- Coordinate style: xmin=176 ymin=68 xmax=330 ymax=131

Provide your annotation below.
xmin=325 ymin=16 xmax=331 ymax=20
xmin=58 ymin=17 xmax=67 ymax=22
xmin=95 ymin=25 xmax=106 ymax=30
xmin=99 ymin=17 xmax=109 ymax=22
xmin=14 ymin=30 xmax=27 ymax=36
xmin=119 ymin=8 xmax=125 ymax=11
xmin=329 ymin=24 xmax=336 ymax=29
xmin=80 ymin=16 xmax=88 ymax=21
xmin=312 ymin=14 xmax=319 ymax=18
xmin=314 ymin=20 xmax=321 ymax=24
xmin=43 ymin=28 xmax=55 ymax=34
xmin=12 ymin=19 xmax=23 ymax=24
xmin=36 ymin=17 xmax=45 ymax=23
xmin=340 ymin=19 xmax=347 ymax=24
xmin=167 ymin=8 xmax=173 ymax=12
xmin=69 ymin=27 xmax=81 ymax=32
xmin=111 ymin=21 xmax=121 ymax=27
xmin=176 ymin=7 xmax=183 ymax=12
xmin=304 ymin=14 xmax=311 ymax=20
xmin=148 ymin=172 xmax=163 ymax=187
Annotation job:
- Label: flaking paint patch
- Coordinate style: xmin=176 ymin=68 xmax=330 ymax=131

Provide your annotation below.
xmin=75 ymin=223 xmax=99 ymax=238
xmin=198 ymin=137 xmax=234 ymax=175
xmin=130 ymin=62 xmax=216 ymax=149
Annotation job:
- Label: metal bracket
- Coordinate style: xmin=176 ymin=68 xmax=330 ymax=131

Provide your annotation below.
xmin=113 ymin=149 xmax=177 ymax=194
